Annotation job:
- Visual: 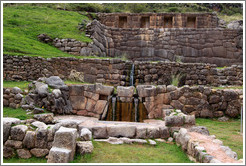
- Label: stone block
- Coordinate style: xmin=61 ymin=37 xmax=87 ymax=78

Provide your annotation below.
xmin=146 ymin=126 xmax=160 ymax=138
xmin=117 ymin=86 xmax=135 ymax=97
xmin=70 ymin=96 xmax=87 ymax=110
xmin=23 ymin=131 xmax=36 ymax=149
xmin=76 ymin=141 xmax=94 ymax=155
xmin=95 ymin=83 xmax=114 ymax=96
xmin=92 ymin=126 xmax=108 ymax=139
xmin=107 ymin=125 xmax=136 ymax=138
xmin=69 ymin=85 xmax=84 ymax=96
xmin=30 ymin=148 xmax=49 ymax=158
xmin=17 ymin=149 xmax=32 ymax=159
xmin=94 ymin=100 xmax=107 ymax=114
xmin=10 ymin=125 xmax=28 ymax=141
xmin=47 ymin=147 xmax=71 ymax=163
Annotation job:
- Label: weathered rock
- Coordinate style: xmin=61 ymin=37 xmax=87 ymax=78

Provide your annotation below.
xmin=17 ymin=149 xmax=32 ymax=159
xmin=92 ymin=126 xmax=108 ymax=139
xmin=30 ymin=148 xmax=49 ymax=157
xmin=107 ymin=125 xmax=136 ymax=138
xmin=33 ymin=107 xmax=45 ymax=114
xmin=76 ymin=141 xmax=94 ymax=155
xmin=35 ymin=128 xmax=48 ymax=148
xmin=33 ymin=113 xmax=54 ymax=124
xmin=184 ymin=115 xmax=196 ymax=125
xmin=95 ymin=83 xmax=114 ymax=96
xmin=188 ymin=126 xmax=210 ymax=135
xmin=227 ymin=20 xmax=243 ymax=30
xmin=23 ymin=131 xmax=36 ymax=149
xmin=159 ymin=126 xmax=170 ymax=138
xmin=52 ymin=89 xmax=62 ymax=99
xmin=3 ymin=146 xmax=15 ymax=158
xmin=45 ymin=76 xmax=65 ymax=89
xmin=3 ymin=117 xmax=21 ymax=125
xmin=47 ymin=147 xmax=71 ymax=163
xmin=136 ymin=85 xmax=156 ymax=97
xmin=31 ymin=121 xmax=47 ymax=129
xmin=10 ymin=125 xmax=28 ymax=141
xmin=166 ymin=85 xmax=177 ymax=92
xmin=12 ymin=87 xmax=23 ymax=94
xmin=3 ymin=121 xmax=12 ymax=143
xmin=51 ymin=127 xmax=77 ymax=161
xmin=165 ymin=116 xmax=184 ymax=127
xmin=218 ymin=116 xmax=229 ymax=122
xmin=148 ymin=139 xmax=157 ymax=145
xmin=94 ymin=100 xmax=107 ymax=115
xmin=35 ymin=82 xmax=49 ymax=97
xmin=80 ymin=128 xmax=92 ymax=141
xmin=136 ymin=126 xmax=147 ymax=139
xmin=5 ymin=140 xmax=23 ymax=149
xmin=146 ymin=126 xmax=160 ymax=138
xmin=117 ymin=86 xmax=135 ymax=97
xmin=15 ymin=93 xmax=23 ymax=100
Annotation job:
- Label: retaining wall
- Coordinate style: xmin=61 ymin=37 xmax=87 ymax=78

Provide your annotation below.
xmin=3 ymin=55 xmax=243 ymax=86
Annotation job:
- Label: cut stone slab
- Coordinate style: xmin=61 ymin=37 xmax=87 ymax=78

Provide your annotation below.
xmin=10 ymin=125 xmax=28 ymax=141
xmin=148 ymin=139 xmax=157 ymax=145
xmin=95 ymin=83 xmax=114 ymax=96
xmin=76 ymin=141 xmax=94 ymax=155
xmin=117 ymin=86 xmax=135 ymax=97
xmin=51 ymin=127 xmax=77 ymax=161
xmin=47 ymin=147 xmax=71 ymax=163
xmin=92 ymin=126 xmax=108 ymax=139
xmin=107 ymin=125 xmax=136 ymax=138
xmin=94 ymin=100 xmax=107 ymax=115
xmin=136 ymin=126 xmax=147 ymax=139
xmin=146 ymin=126 xmax=160 ymax=138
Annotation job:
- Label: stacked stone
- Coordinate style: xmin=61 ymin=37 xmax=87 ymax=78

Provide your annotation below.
xmin=3 ymin=117 xmax=54 ymax=159
xmin=3 ymin=55 xmax=130 ymax=86
xmin=53 ymin=38 xmax=88 ymax=56
xmin=136 ymin=85 xmax=242 ymax=119
xmin=21 ymin=76 xmax=72 ymax=114
xmin=135 ymin=61 xmax=243 ymax=86
xmin=69 ymin=83 xmax=114 ymax=119
xmin=85 ymin=20 xmax=242 ymax=66
xmin=3 ymin=87 xmax=24 ymax=109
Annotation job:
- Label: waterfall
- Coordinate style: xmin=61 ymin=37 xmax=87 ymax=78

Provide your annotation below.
xmin=112 ymin=97 xmax=116 ymax=121
xmin=130 ymin=64 xmax=135 ymax=86
xmin=134 ymin=97 xmax=139 ymax=122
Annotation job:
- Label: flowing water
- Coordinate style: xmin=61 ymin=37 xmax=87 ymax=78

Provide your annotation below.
xmin=105 ymin=97 xmax=148 ymax=122
xmin=129 ymin=64 xmax=135 ymax=86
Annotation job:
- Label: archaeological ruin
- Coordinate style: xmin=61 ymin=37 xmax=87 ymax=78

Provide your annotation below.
xmin=2 ymin=11 xmax=244 ymax=164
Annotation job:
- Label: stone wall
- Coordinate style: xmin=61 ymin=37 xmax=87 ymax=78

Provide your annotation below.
xmin=135 ymin=61 xmax=243 ymax=86
xmin=3 ymin=55 xmax=243 ymax=86
xmin=3 ymin=55 xmax=130 ymax=86
xmin=3 ymin=87 xmax=24 ymax=109
xmin=98 ymin=13 xmax=218 ymax=28
xmin=83 ymin=20 xmax=243 ymax=66
xmin=69 ymin=83 xmax=114 ymax=119
xmin=136 ymin=85 xmax=243 ymax=119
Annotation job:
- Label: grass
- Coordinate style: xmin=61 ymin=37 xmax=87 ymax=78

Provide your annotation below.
xmin=196 ymin=118 xmax=243 ymax=159
xmin=3 ymin=80 xmax=31 ymax=90
xmin=3 ymin=107 xmax=33 ymax=120
xmin=64 ymin=80 xmax=93 ymax=85
xmin=3 ymin=5 xmax=91 ymax=58
xmin=3 ymin=156 xmax=47 ymax=163
xmin=218 ymin=13 xmax=243 ymax=24
xmin=71 ymin=141 xmax=192 ymax=163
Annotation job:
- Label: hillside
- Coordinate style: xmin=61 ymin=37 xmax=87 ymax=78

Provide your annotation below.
xmin=3 ymin=3 xmax=243 ymax=58
xmin=3 ymin=5 xmax=91 ymax=58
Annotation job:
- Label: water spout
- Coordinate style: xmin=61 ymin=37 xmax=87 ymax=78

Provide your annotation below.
xmin=112 ymin=97 xmax=116 ymax=121
xmin=134 ymin=97 xmax=139 ymax=122
xmin=130 ymin=64 xmax=135 ymax=86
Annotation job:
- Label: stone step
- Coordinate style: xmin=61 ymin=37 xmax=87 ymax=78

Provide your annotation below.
xmin=47 ymin=147 xmax=72 ymax=163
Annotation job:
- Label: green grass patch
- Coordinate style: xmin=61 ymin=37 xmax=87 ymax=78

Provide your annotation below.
xmin=218 ymin=13 xmax=243 ymax=24
xmin=3 ymin=80 xmax=31 ymax=90
xmin=216 ymin=66 xmax=227 ymax=70
xmin=71 ymin=141 xmax=193 ymax=163
xmin=64 ymin=80 xmax=93 ymax=85
xmin=3 ymin=107 xmax=33 ymax=120
xmin=3 ymin=5 xmax=91 ymax=58
xmin=196 ymin=118 xmax=243 ymax=159
xmin=3 ymin=156 xmax=47 ymax=163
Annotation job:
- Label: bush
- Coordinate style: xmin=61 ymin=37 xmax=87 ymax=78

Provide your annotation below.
xmin=167 ymin=7 xmax=181 ymax=12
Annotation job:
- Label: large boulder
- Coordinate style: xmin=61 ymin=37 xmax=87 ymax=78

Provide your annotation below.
xmin=117 ymin=86 xmax=135 ymax=97
xmin=76 ymin=141 xmax=94 ymax=155
xmin=10 ymin=125 xmax=28 ymax=141
xmin=45 ymin=76 xmax=65 ymax=89
xmin=35 ymin=82 xmax=49 ymax=97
